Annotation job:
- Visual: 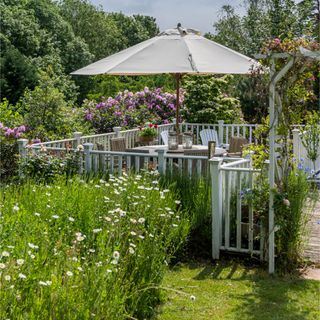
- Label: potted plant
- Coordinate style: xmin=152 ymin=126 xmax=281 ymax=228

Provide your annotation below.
xmin=138 ymin=123 xmax=158 ymax=143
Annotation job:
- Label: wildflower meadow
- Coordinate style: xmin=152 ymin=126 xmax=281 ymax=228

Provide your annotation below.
xmin=0 ymin=173 xmax=189 ymax=319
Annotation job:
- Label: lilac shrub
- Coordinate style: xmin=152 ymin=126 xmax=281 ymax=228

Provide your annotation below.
xmin=83 ymin=87 xmax=183 ymax=133
xmin=0 ymin=123 xmax=27 ymax=181
xmin=0 ymin=123 xmax=26 ymax=139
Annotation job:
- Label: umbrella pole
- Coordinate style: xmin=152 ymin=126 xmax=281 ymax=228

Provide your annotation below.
xmin=175 ymin=73 xmax=181 ymax=133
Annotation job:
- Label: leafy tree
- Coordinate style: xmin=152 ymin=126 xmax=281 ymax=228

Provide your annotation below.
xmin=59 ymin=0 xmax=123 ymax=60
xmin=0 ymin=0 xmax=91 ymax=103
xmin=207 ymin=0 xmax=320 ymax=121
xmin=182 ymin=75 xmax=243 ymax=124
xmin=22 ymin=70 xmax=74 ymax=140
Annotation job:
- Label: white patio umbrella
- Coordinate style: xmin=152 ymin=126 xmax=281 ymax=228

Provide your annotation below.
xmin=71 ymin=24 xmax=260 ymax=131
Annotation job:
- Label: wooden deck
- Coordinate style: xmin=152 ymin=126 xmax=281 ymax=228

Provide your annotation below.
xmin=304 ymin=195 xmax=320 ymax=265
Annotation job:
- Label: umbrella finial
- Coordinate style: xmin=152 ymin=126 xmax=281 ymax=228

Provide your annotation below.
xmin=177 ymin=23 xmax=187 ymax=36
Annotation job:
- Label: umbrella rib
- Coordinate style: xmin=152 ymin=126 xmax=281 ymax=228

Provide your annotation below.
xmin=182 ymin=38 xmax=199 ymax=73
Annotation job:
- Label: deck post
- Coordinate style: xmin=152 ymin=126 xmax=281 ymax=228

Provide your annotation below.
xmin=157 ymin=149 xmax=165 ymax=174
xmin=292 ymin=129 xmax=300 ymax=161
xmin=83 ymin=143 xmax=93 ymax=173
xmin=73 ymin=132 xmax=83 ymax=149
xmin=218 ymin=120 xmax=224 ymax=145
xmin=113 ymin=127 xmax=121 ymax=138
xmin=17 ymin=139 xmax=28 ymax=159
xmin=210 ymin=157 xmax=223 ymax=260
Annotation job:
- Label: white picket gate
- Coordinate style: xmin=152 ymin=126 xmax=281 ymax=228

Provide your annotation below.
xmin=210 ymin=157 xmax=265 ymax=259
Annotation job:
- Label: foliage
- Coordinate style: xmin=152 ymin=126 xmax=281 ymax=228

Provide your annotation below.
xmin=0 ymin=120 xmax=27 ymax=182
xmin=160 ymin=172 xmax=212 ymax=259
xmin=21 ymin=70 xmax=79 ymax=141
xmin=207 ymin=0 xmax=320 ymax=121
xmin=0 ymin=173 xmax=189 ymax=319
xmin=0 ymin=0 xmax=91 ymax=104
xmin=0 ymin=99 xmax=24 ymax=128
xmin=139 ymin=124 xmax=158 ymax=138
xmin=87 ymin=75 xmax=176 ymax=101
xmin=182 ymin=75 xmax=243 ymax=124
xmin=0 ymin=141 xmax=19 ymax=182
xmin=274 ymin=166 xmax=311 ymax=271
xmin=301 ymin=111 xmax=320 ymax=173
xmin=19 ymin=149 xmax=81 ymax=183
xmin=84 ymin=88 xmax=180 ymax=133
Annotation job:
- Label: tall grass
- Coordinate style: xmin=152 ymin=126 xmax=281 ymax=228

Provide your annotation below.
xmin=160 ymin=172 xmax=212 ymax=258
xmin=0 ymin=172 xmax=189 ymax=319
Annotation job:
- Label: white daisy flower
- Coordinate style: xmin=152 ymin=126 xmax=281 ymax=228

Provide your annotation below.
xmin=17 ymin=259 xmax=24 ymax=266
xmin=13 ymin=204 xmax=19 ymax=211
xmin=18 ymin=273 xmax=26 ymax=279
xmin=5 ymin=275 xmax=11 ymax=281
xmin=52 ymin=215 xmax=59 ymax=219
xmin=39 ymin=281 xmax=48 ymax=286
xmin=138 ymin=218 xmax=145 ymax=224
xmin=68 ymin=217 xmax=75 ymax=222
xmin=1 ymin=251 xmax=10 ymax=257
xmin=0 ymin=263 xmax=6 ymax=269
xmin=28 ymin=243 xmax=39 ymax=250
xmin=66 ymin=271 xmax=73 ymax=277
xmin=112 ymin=251 xmax=120 ymax=260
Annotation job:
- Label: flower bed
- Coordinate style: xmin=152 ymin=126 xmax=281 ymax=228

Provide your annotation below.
xmin=0 ymin=173 xmax=189 ymax=319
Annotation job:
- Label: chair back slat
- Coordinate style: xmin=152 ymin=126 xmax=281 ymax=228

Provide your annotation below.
xmin=200 ymin=129 xmax=219 ymax=146
xmin=111 ymin=138 xmax=126 ymax=151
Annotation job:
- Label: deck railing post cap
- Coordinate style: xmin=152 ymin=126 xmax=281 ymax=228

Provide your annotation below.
xmin=83 ymin=143 xmax=94 ymax=149
xmin=218 ymin=120 xmax=224 ymax=124
xmin=113 ymin=126 xmax=121 ymax=132
xmin=17 ymin=138 xmax=28 ymax=144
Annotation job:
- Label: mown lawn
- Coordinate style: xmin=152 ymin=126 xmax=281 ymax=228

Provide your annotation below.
xmin=157 ymin=260 xmax=320 ymax=320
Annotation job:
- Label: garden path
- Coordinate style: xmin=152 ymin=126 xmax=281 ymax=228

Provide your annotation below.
xmin=303 ymin=197 xmax=320 ymax=266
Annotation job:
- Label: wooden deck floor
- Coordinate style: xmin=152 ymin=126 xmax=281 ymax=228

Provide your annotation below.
xmin=304 ymin=196 xmax=320 ymax=265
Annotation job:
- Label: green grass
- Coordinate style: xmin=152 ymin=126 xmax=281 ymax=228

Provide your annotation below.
xmin=157 ymin=260 xmax=320 ymax=320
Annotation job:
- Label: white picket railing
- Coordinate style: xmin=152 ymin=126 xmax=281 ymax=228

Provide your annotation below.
xmin=210 ymin=157 xmax=264 ymax=260
xmin=78 ymin=144 xmax=209 ymax=177
xmin=30 ymin=121 xmax=257 ymax=150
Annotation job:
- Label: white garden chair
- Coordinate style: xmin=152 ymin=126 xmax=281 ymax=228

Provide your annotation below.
xmin=200 ymin=129 xmax=220 ymax=146
xmin=160 ymin=130 xmax=169 ymax=145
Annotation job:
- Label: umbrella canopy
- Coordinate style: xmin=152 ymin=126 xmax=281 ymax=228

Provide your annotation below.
xmin=71 ymin=25 xmax=260 ymax=129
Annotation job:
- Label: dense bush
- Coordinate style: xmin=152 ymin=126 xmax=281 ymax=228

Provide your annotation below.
xmin=182 ymin=75 xmax=243 ymax=124
xmin=0 ymin=173 xmax=189 ymax=319
xmin=84 ymin=87 xmax=181 ymax=133
xmin=19 ymin=149 xmax=81 ymax=183
xmin=0 ymin=122 xmax=27 ymax=182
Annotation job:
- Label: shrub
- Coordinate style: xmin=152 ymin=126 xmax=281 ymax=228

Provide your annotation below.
xmin=19 ymin=149 xmax=81 ymax=183
xmin=0 ymin=173 xmax=189 ymax=319
xmin=83 ymin=87 xmax=181 ymax=133
xmin=0 ymin=122 xmax=27 ymax=182
xmin=182 ymin=75 xmax=243 ymax=124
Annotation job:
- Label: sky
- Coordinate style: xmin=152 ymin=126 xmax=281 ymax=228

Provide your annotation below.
xmin=90 ymin=0 xmax=246 ymax=34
